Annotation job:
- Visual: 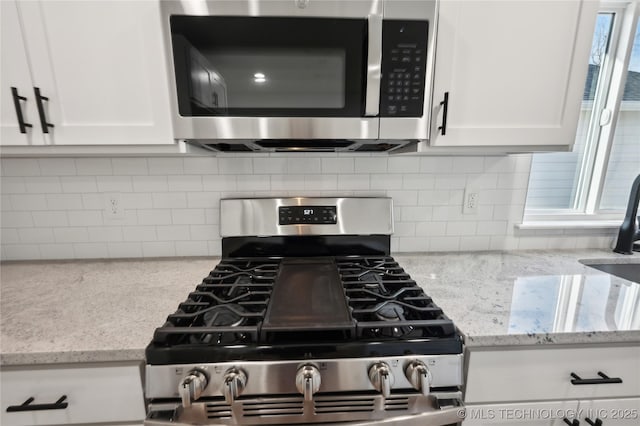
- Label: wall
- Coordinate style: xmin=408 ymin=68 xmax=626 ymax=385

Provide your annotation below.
xmin=0 ymin=154 xmax=616 ymax=261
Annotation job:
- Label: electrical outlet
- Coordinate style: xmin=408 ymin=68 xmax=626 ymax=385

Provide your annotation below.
xmin=463 ymin=189 xmax=479 ymax=214
xmin=104 ymin=193 xmax=125 ymax=221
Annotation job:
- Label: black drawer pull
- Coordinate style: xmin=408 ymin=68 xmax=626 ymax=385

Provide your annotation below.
xmin=438 ymin=91 xmax=449 ymax=136
xmin=570 ymin=371 xmax=622 ymax=385
xmin=585 ymin=418 xmax=603 ymax=426
xmin=6 ymin=395 xmax=68 ymax=412
xmin=34 ymin=87 xmax=54 ymax=133
xmin=10 ymin=87 xmax=32 ymax=133
xmin=563 ymin=418 xmax=580 ymax=426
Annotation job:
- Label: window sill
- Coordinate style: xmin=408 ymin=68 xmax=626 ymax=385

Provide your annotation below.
xmin=517 ymin=220 xmax=622 ymax=231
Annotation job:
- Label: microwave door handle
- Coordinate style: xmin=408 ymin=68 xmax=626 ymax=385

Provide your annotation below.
xmin=364 ymin=13 xmax=382 ymax=117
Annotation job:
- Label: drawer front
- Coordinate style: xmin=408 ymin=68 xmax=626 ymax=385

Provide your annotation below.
xmin=465 ymin=345 xmax=640 ymax=403
xmin=463 ymin=400 xmax=579 ymax=426
xmin=578 ymin=397 xmax=640 ymax=426
xmin=1 ymin=364 xmax=145 ymax=426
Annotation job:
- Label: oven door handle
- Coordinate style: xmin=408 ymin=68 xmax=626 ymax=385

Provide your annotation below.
xmin=364 ymin=13 xmax=382 ymax=117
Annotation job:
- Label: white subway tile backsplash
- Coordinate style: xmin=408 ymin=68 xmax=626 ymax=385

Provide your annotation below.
xmin=39 ymin=243 xmax=75 ymax=259
xmin=237 ymin=175 xmax=270 ymax=191
xmin=76 ymin=158 xmax=113 ymax=175
xmin=172 ymin=209 xmax=206 ymax=225
xmin=0 ymin=154 xmax=612 ymax=260
xmin=337 ymin=174 xmax=369 ymax=190
xmin=371 ymin=174 xmax=403 ymax=190
xmin=254 ymin=158 xmax=287 ymax=174
xmin=355 ymin=157 xmax=387 ymax=173
xmin=1 ymin=177 xmax=26 ymax=193
xmin=148 ymin=158 xmax=184 ymax=175
xmin=68 ymin=210 xmax=103 ymax=226
xmin=398 ymin=237 xmax=429 ymax=252
xmin=1 ymin=228 xmax=20 ymax=244
xmin=459 ymin=236 xmax=491 ymax=251
xmin=157 ymin=225 xmax=190 ymax=241
xmin=142 ymin=241 xmax=176 ymax=257
xmin=107 ymin=242 xmax=144 ymax=258
xmin=322 ymin=158 xmax=354 ymax=173
xmin=452 ymin=157 xmax=484 ymax=173
xmin=183 ymin=157 xmax=219 ymax=175
xmin=2 ymin=244 xmax=41 ymax=260
xmin=123 ymin=226 xmax=157 ymax=242
xmin=2 ymin=159 xmax=40 ymax=176
xmin=202 ymin=175 xmax=237 ymax=191
xmin=152 ymin=193 xmax=187 ymax=209
xmin=137 ymin=209 xmax=172 ymax=225
xmin=219 ymin=157 xmax=253 ymax=174
xmin=420 ymin=157 xmax=453 ymax=173
xmin=24 ymin=177 xmax=61 ymax=193
xmin=388 ymin=157 xmax=420 ymax=173
xmin=112 ymin=158 xmax=149 ymax=175
xmin=287 ymin=158 xmax=321 ymax=174
xmin=176 ymin=241 xmax=208 ymax=256
xmin=53 ymin=227 xmax=89 ymax=243
xmin=96 ymin=176 xmax=132 ymax=192
xmin=39 ymin=158 xmax=76 ymax=175
xmin=60 ymin=176 xmax=98 ymax=193
xmin=32 ymin=211 xmax=68 ymax=227
xmin=46 ymin=194 xmax=83 ymax=210
xmin=88 ymin=226 xmax=124 ymax=242
xmin=167 ymin=176 xmax=202 ymax=192
xmin=304 ymin=174 xmax=338 ymax=190
xmin=18 ymin=228 xmax=55 ymax=244
xmin=72 ymin=242 xmax=108 ymax=259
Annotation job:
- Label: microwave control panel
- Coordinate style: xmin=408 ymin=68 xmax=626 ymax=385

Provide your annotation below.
xmin=380 ymin=20 xmax=429 ymax=117
xmin=279 ymin=206 xmax=337 ymax=225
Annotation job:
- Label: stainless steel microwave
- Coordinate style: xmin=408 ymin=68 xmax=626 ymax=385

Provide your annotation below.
xmin=160 ymin=0 xmax=437 ymax=152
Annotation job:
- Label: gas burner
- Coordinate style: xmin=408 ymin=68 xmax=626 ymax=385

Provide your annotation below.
xmin=374 ymin=302 xmax=405 ymax=322
xmin=203 ymin=304 xmax=248 ymax=327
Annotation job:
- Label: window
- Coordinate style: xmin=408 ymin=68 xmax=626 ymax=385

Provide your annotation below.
xmin=525 ymin=2 xmax=639 ymax=220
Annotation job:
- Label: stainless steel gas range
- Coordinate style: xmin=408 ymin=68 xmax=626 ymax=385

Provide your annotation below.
xmin=144 ymin=197 xmax=464 ymax=426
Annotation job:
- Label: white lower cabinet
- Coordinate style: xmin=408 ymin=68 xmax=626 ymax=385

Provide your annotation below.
xmin=0 ymin=363 xmax=145 ymax=426
xmin=463 ymin=344 xmax=640 ymax=426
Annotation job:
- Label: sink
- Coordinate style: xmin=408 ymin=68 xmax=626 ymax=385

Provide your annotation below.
xmin=581 ymin=262 xmax=640 ymax=283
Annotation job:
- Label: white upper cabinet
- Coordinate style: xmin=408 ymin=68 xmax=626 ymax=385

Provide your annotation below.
xmin=429 ymin=0 xmax=599 ymax=150
xmin=1 ymin=0 xmax=173 ymax=146
xmin=0 ymin=1 xmax=43 ymax=146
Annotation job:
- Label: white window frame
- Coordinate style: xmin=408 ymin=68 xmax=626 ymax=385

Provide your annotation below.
xmin=523 ymin=0 xmax=639 ymax=225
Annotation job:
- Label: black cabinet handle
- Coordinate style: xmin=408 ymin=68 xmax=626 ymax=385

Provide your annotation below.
xmin=438 ymin=92 xmax=449 ymax=136
xmin=10 ymin=87 xmax=33 ymax=133
xmin=570 ymin=371 xmax=622 ymax=385
xmin=585 ymin=418 xmax=603 ymax=426
xmin=563 ymin=418 xmax=580 ymax=426
xmin=6 ymin=395 xmax=68 ymax=412
xmin=34 ymin=87 xmax=54 ymax=133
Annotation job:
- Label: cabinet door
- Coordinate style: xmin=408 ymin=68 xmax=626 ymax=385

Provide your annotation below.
xmin=464 ymin=401 xmax=580 ymax=426
xmin=17 ymin=0 xmax=173 ymax=145
xmin=578 ymin=398 xmax=640 ymax=426
xmin=0 ymin=1 xmax=43 ymax=146
xmin=430 ymin=0 xmax=598 ymax=148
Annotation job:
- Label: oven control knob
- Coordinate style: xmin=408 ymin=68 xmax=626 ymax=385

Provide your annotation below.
xmin=179 ymin=369 xmax=209 ymax=408
xmin=405 ymin=360 xmax=433 ymax=396
xmin=221 ymin=368 xmax=247 ymax=404
xmin=296 ymin=364 xmax=321 ymax=401
xmin=368 ymin=362 xmax=394 ymax=398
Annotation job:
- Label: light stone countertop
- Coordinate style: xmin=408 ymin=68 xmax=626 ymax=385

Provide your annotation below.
xmin=1 ymin=249 xmax=639 ymax=366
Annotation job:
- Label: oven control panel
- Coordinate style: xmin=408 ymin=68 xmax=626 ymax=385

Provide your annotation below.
xmin=279 ymin=206 xmax=337 ymax=225
xmin=380 ymin=20 xmax=429 ymax=117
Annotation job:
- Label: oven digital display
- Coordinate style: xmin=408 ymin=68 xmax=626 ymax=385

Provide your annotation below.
xmin=279 ymin=206 xmax=337 ymax=225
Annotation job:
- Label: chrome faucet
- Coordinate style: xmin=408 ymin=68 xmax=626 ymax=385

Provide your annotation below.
xmin=613 ymin=174 xmax=640 ymax=255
